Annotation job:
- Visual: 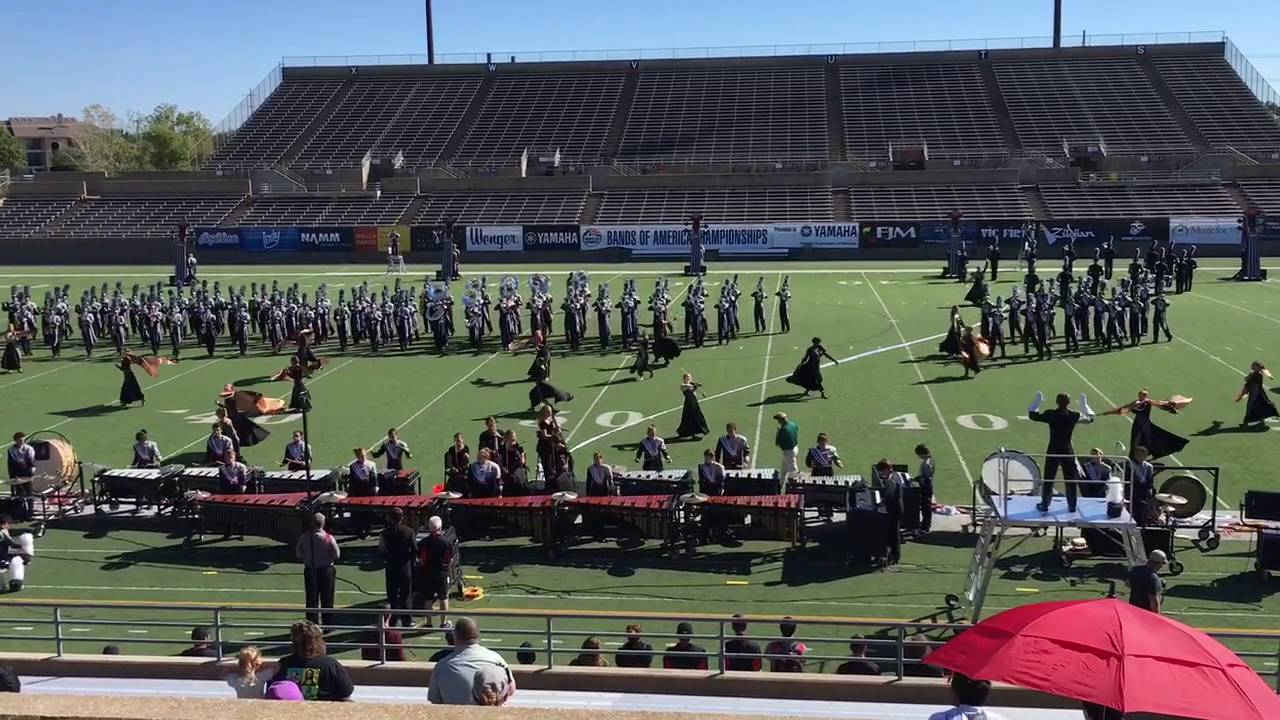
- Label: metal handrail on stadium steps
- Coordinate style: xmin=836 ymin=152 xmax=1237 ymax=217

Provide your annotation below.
xmin=278 ymin=31 xmax=1226 ymax=67
xmin=0 ymin=601 xmax=1277 ymax=690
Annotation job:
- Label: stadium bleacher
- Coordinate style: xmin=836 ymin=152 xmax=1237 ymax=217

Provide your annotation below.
xmin=0 ymin=197 xmax=76 ymax=238
xmin=1038 ymin=183 xmax=1241 ymax=218
xmin=204 ymin=79 xmax=344 ymax=171
xmin=413 ymin=190 xmax=587 ymax=225
xmin=238 ymin=194 xmax=414 ymax=226
xmin=595 ymin=187 xmax=833 ymax=223
xmin=1238 ymin=180 xmax=1280 ymax=214
xmin=1154 ymin=56 xmax=1280 ymax=151
xmin=47 ymin=196 xmax=245 ymax=238
xmin=847 ymin=184 xmax=1031 ymax=221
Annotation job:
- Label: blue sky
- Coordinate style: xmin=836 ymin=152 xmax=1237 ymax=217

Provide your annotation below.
xmin=3 ymin=0 xmax=1277 ymax=124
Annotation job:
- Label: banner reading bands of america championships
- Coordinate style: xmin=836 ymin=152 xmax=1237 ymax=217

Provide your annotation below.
xmin=579 ymin=223 xmax=858 ymax=254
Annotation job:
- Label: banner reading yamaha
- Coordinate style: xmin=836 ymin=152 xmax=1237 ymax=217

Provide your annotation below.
xmin=579 ymin=224 xmax=776 ymax=255
xmin=1040 ymin=218 xmax=1168 ymax=246
xmin=465 ymin=225 xmax=523 ymax=252
xmin=522 ymin=225 xmax=581 ymax=251
xmin=770 ymin=222 xmax=859 ymax=248
xmin=241 ymin=227 xmax=300 ymax=253
xmin=1169 ymin=217 xmax=1240 ymax=245
xmin=298 ymin=227 xmax=353 ymax=252
xmin=192 ymin=227 xmax=241 ymax=250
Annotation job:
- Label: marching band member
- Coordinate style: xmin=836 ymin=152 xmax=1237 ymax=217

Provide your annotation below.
xmin=634 ymin=425 xmax=672 ymax=472
xmin=497 ymin=430 xmax=528 ymax=495
xmin=347 ymin=447 xmax=378 ymax=496
xmin=372 ymin=428 xmax=412 ymax=471
xmin=0 ymin=516 xmax=34 ymax=592
xmin=218 ymin=450 xmax=251 ymax=493
xmin=444 ymin=433 xmax=470 ymax=493
xmin=131 ymin=430 xmax=163 ymax=468
xmin=206 ymin=423 xmax=234 ymax=464
xmin=585 ymin=452 xmax=616 ymax=496
xmin=466 ymin=448 xmax=502 ymax=498
xmin=714 ymin=423 xmax=750 ymax=470
xmin=804 ymin=433 xmax=842 ymax=477
xmin=476 ymin=417 xmax=502 ymax=457
xmin=281 ymin=431 xmax=312 ymax=472
xmin=2 ymin=325 xmax=23 ymax=373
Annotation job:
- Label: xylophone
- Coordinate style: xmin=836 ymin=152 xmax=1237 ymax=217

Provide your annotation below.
xmin=703 ymin=494 xmax=803 ymax=545
xmin=786 ymin=474 xmax=864 ymax=518
xmin=192 ymin=492 xmax=313 ymax=543
xmin=446 ymin=495 xmax=557 ymax=547
xmin=328 ymin=493 xmax=442 ymax=532
xmin=617 ymin=470 xmax=691 ymax=496
xmin=259 ymin=468 xmax=337 ymax=494
xmin=722 ymin=469 xmax=781 ymax=496
xmin=93 ymin=467 xmax=182 ymax=511
xmin=565 ymin=494 xmax=679 ymax=543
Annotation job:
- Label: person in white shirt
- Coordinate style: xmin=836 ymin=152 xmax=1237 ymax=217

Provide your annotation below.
xmin=428 ymin=617 xmax=514 ymax=706
xmin=372 ymin=427 xmax=413 ymax=471
xmin=927 ymin=673 xmax=1010 ymax=720
xmin=634 ymin=425 xmax=671 ymax=471
xmin=281 ymin=431 xmax=312 ymax=471
xmin=466 ymin=448 xmax=503 ymax=498
xmin=131 ymin=430 xmax=163 ymax=468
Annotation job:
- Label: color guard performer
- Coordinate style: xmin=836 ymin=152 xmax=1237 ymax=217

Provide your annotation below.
xmin=676 ymin=373 xmax=709 ymax=440
xmin=1102 ymin=389 xmax=1192 ymax=460
xmin=785 ymin=337 xmax=837 ymax=399
xmin=1236 ymin=361 xmax=1278 ymax=427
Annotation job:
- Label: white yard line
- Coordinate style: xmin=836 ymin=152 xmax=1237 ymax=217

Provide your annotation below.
xmin=369 ymin=352 xmax=501 ymax=446
xmin=1190 ymin=292 xmax=1280 ymax=327
xmin=0 ymin=363 xmax=74 ymax=391
xmin=566 ymin=355 xmax=632 ymax=445
xmin=1174 ymin=337 xmax=1246 ymax=376
xmin=569 ymin=333 xmax=943 ymax=454
xmin=862 ymin=272 xmax=973 ymax=487
xmin=1061 ymin=359 xmax=1230 ymax=511
xmin=750 ymin=273 xmax=783 ymax=470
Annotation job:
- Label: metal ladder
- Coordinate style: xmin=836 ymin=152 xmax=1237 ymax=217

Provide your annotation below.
xmin=962 ymin=509 xmax=1003 ymax=621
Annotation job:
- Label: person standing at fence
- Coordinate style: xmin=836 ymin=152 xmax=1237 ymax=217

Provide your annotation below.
xmin=296 ymin=513 xmax=340 ymax=626
xmin=379 ymin=507 xmax=417 ymax=628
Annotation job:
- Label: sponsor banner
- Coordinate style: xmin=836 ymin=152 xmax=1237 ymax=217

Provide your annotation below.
xmin=298 ymin=226 xmax=353 ymax=252
xmin=920 ymin=220 xmax=1028 ymax=245
xmin=192 ymin=227 xmax=241 ymax=250
xmin=1169 ymin=217 xmax=1240 ymax=246
xmin=1258 ymin=218 xmax=1280 ymax=242
xmin=860 ymin=222 xmax=921 ymax=248
xmin=1041 ymin=218 xmax=1168 ymax=246
xmin=770 ymin=222 xmax=859 ymax=248
xmin=579 ymin=224 xmax=775 ymax=255
xmin=241 ymin=227 xmax=300 ymax=253
xmin=354 ymin=226 xmax=379 ymax=253
xmin=465 ymin=225 xmax=524 ymax=252
xmin=376 ymin=225 xmax=410 ymax=252
xmin=410 ymin=225 xmax=455 ymax=252
xmin=522 ymin=224 xmax=581 ymax=251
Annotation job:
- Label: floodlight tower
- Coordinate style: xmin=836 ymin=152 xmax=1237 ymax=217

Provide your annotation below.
xmin=425 ymin=0 xmax=436 ymax=64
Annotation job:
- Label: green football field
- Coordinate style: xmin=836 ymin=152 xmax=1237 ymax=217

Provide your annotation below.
xmin=2 ymin=260 xmax=1280 ymax=667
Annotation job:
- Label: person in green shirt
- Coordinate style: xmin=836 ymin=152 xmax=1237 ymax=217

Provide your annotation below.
xmin=773 ymin=412 xmax=799 ymax=478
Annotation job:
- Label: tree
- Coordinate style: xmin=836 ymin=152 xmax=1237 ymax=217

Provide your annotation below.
xmin=136 ymin=103 xmax=213 ymax=170
xmin=73 ymin=103 xmax=139 ymax=174
xmin=0 ymin=127 xmax=23 ymax=170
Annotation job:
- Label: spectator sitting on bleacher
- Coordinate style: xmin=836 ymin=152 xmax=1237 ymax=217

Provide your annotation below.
xmin=428 ymin=617 xmax=514 ymax=705
xmin=723 ymin=615 xmax=761 ymax=672
xmin=662 ymin=622 xmax=707 ymax=670
xmin=275 ymin=621 xmax=354 ymax=701
xmin=615 ymin=623 xmax=653 ymax=668
xmin=101 ymin=645 xmax=120 ymax=655
xmin=927 ymin=673 xmax=1010 ymax=720
xmin=835 ymin=635 xmax=881 ymax=676
xmin=359 ymin=603 xmax=406 ymax=662
xmin=902 ymin=635 xmax=945 ymax=678
xmin=0 ymin=665 xmax=18 ymax=693
xmin=178 ymin=626 xmax=218 ymax=658
xmin=226 ymin=646 xmax=275 ymax=699
xmin=429 ymin=621 xmax=455 ymax=662
xmin=515 ymin=641 xmax=536 ymax=665
xmin=471 ymin=663 xmax=514 ymax=706
xmin=764 ymin=617 xmax=806 ymax=673
xmin=569 ymin=636 xmax=609 ymax=667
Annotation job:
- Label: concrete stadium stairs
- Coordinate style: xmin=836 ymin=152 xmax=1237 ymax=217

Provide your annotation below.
xmin=1138 ymin=57 xmax=1209 ymax=152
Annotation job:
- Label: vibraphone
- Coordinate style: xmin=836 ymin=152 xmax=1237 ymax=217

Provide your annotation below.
xmin=617 ymin=470 xmax=691 ymax=496
xmin=786 ymin=474 xmax=864 ymax=519
xmin=702 ymin=494 xmax=804 ymax=545
xmin=446 ymin=495 xmax=557 ymax=548
xmin=93 ymin=467 xmax=182 ymax=511
xmin=259 ymin=469 xmax=337 ymax=493
xmin=376 ymin=469 xmax=421 ymax=496
xmin=192 ymin=492 xmax=313 ymax=543
xmin=328 ymin=494 xmax=442 ymax=533
xmin=722 ymin=469 xmax=781 ymax=496
xmin=565 ymin=494 xmax=679 ymax=546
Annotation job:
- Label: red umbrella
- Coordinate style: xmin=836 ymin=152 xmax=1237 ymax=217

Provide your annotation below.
xmin=926 ymin=599 xmax=1279 ymax=720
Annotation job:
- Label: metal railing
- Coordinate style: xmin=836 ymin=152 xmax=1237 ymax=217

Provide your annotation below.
xmin=279 ymin=31 xmax=1226 ymax=67
xmin=1224 ymin=37 xmax=1280 ymax=108
xmin=0 ymin=169 xmax=10 ymax=193
xmin=0 ymin=601 xmax=1278 ymax=690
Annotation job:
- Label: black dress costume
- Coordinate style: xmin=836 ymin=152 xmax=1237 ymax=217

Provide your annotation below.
xmin=651 ymin=324 xmax=681 ymax=365
xmin=786 ymin=344 xmax=827 ymax=393
xmin=1 ymin=334 xmax=21 ymax=372
xmin=1129 ymin=400 xmax=1189 ymax=460
xmin=676 ymin=383 xmax=709 ymax=438
xmin=223 ymin=396 xmax=270 ymax=448
xmin=527 ymin=344 xmax=551 ymax=381
xmin=119 ymin=357 xmax=145 ymax=406
xmin=286 ymin=363 xmax=312 ymax=413
xmin=1241 ymin=370 xmax=1279 ymax=425
xmin=939 ymin=315 xmax=962 ymax=356
xmin=964 ymin=273 xmax=987 ymax=306
xmin=630 ymin=338 xmax=653 ymax=378
xmin=527 ymin=345 xmax=573 ymax=409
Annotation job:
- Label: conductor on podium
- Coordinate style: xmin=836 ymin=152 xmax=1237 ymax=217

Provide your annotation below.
xmin=1028 ymin=391 xmax=1093 ymax=513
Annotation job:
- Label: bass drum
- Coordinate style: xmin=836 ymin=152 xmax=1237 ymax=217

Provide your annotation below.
xmin=980 ymin=450 xmax=1042 ymax=502
xmin=27 ymin=432 xmax=77 ymax=495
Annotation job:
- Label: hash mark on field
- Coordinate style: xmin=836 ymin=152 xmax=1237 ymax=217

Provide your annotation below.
xmin=11 ymin=626 xmax=33 ymax=631
xmin=862 ymin=273 xmax=972 ymax=487
xmin=127 ymin=630 xmax=148 ymax=634
xmin=750 ymin=273 xmax=783 ymax=469
xmin=1175 ymin=337 xmax=1245 ymax=376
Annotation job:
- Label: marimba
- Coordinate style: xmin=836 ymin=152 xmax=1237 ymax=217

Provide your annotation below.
xmin=786 ymin=474 xmax=864 ymax=518
xmin=93 ymin=467 xmax=182 ymax=510
xmin=446 ymin=495 xmax=557 ymax=546
xmin=565 ymin=494 xmax=679 ymax=543
xmin=722 ymin=469 xmax=781 ymax=496
xmin=330 ymin=494 xmax=442 ymax=532
xmin=193 ymin=492 xmax=313 ymax=543
xmin=617 ymin=470 xmax=691 ymax=496
xmin=703 ymin=494 xmax=803 ymax=545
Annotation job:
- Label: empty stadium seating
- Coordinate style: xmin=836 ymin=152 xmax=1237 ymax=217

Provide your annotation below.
xmin=1038 ymin=183 xmax=1240 ymax=218
xmin=451 ymin=73 xmax=625 ymax=165
xmin=847 ymin=184 xmax=1031 ymax=220
xmin=1239 ymin=180 xmax=1280 ymax=214
xmin=595 ymin=187 xmax=833 ymax=223
xmin=840 ymin=64 xmax=1005 ymax=161
xmin=237 ymin=194 xmax=414 ymax=226
xmin=994 ymin=59 xmax=1193 ymax=155
xmin=205 ymin=79 xmax=344 ymax=170
xmin=1155 ymin=56 xmax=1280 ymax=151
xmin=47 ymin=196 xmax=245 ymax=238
xmin=619 ymin=67 xmax=828 ymax=163
xmin=0 ymin=197 xmax=76 ymax=237
xmin=294 ymin=76 xmax=483 ymax=169
xmin=413 ymin=190 xmax=586 ymax=225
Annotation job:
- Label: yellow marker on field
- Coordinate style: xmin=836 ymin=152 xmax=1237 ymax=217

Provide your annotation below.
xmin=725 ymin=580 xmax=749 ymax=586
xmin=201 ymin=571 xmax=218 ymax=576
xmin=463 ymin=575 xmax=484 ymax=580
xmin=1015 ymin=587 xmax=1039 ymax=593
